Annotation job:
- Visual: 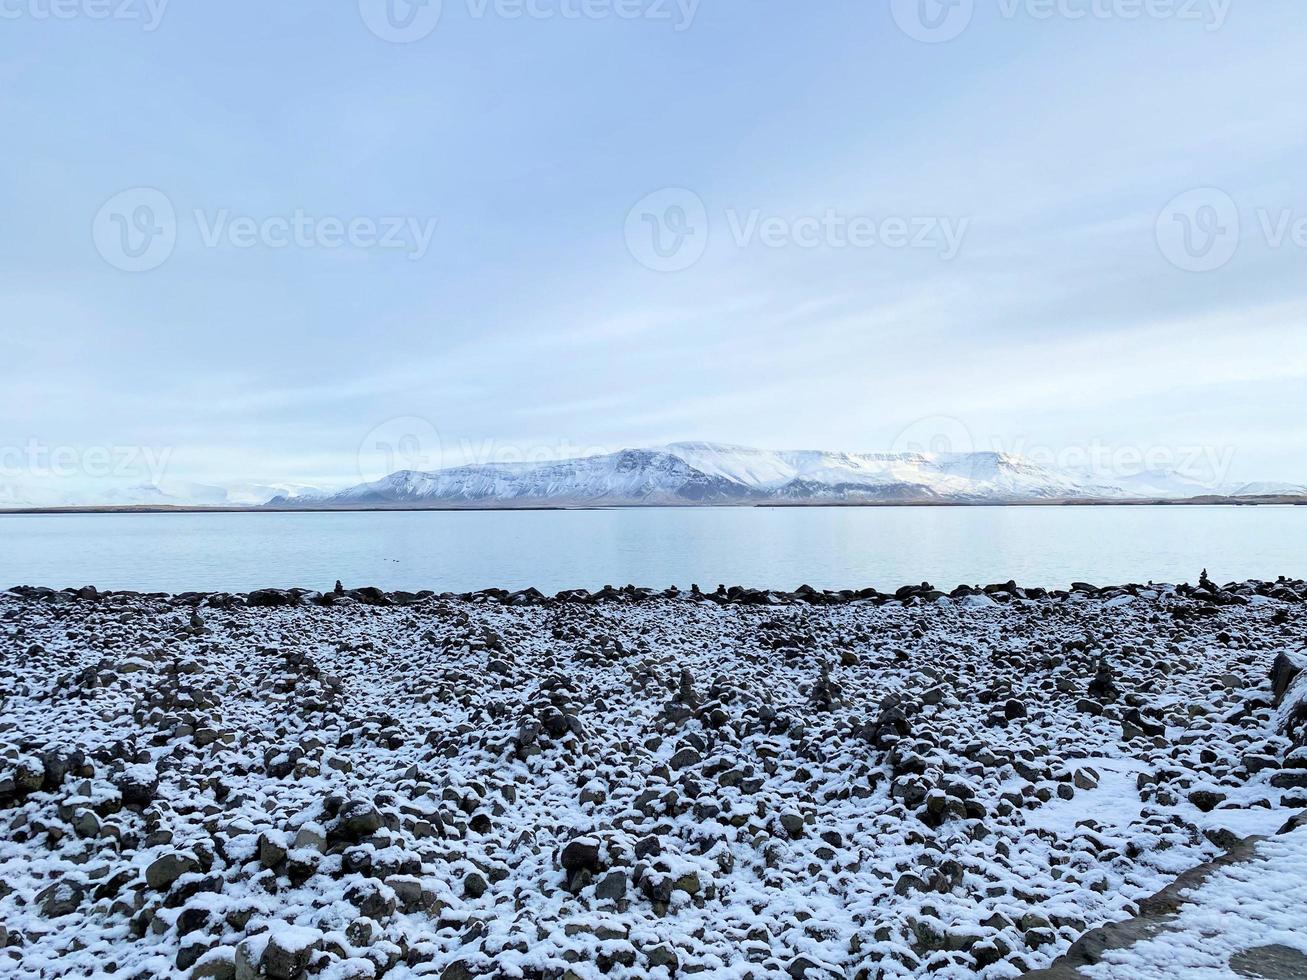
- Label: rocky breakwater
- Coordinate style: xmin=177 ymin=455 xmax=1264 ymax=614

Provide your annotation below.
xmin=0 ymin=574 xmax=1304 ymax=978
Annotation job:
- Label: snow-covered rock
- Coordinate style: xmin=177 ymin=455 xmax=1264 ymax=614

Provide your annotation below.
xmin=1 ymin=577 xmax=1304 ymax=976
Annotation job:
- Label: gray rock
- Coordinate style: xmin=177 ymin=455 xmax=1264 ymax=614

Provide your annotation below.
xmin=258 ymin=834 xmax=287 ymax=868
xmin=1230 ymin=944 xmax=1307 ymax=980
xmin=14 ymin=759 xmax=44 ymax=793
xmin=1270 ymin=771 xmax=1307 ymax=790
xmin=595 ymin=870 xmax=628 ymax=901
xmin=669 ymin=747 xmax=702 ymax=770
xmin=646 ymin=945 xmax=680 ymax=970
xmin=191 ymin=950 xmax=236 ymax=980
xmin=37 ymin=879 xmax=85 ymax=918
xmin=788 ymin=956 xmax=832 ymax=978
xmin=779 ymin=811 xmax=806 ymax=836
xmin=1188 ymin=789 xmax=1226 ymax=813
xmin=345 ymin=880 xmax=396 ymax=920
xmin=114 ymin=768 xmax=159 ymax=806
xmin=1072 ymin=768 xmax=1099 ymax=790
xmin=71 ymin=808 xmax=101 ymax=838
xmin=386 ymin=876 xmax=429 ymax=912
xmin=146 ymin=852 xmax=198 ymax=891
xmin=234 ymin=938 xmax=261 ymax=980
xmin=463 ymin=872 xmax=488 ymax=899
xmin=261 ymin=928 xmax=321 ymax=979
xmin=346 ymin=917 xmax=376 ymax=947
xmin=292 ymin=825 xmax=327 ymax=853
xmin=337 ymin=800 xmax=382 ymax=840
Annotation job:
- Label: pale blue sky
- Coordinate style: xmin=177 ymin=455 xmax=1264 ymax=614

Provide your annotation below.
xmin=2 ymin=0 xmax=1306 ymax=493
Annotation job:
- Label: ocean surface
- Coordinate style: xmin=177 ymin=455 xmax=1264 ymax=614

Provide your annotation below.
xmin=1 ymin=505 xmax=1303 ymax=594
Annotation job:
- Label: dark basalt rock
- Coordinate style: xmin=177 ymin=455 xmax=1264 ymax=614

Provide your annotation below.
xmin=560 ymin=837 xmax=603 ymax=876
xmin=246 ymin=588 xmax=298 ymax=607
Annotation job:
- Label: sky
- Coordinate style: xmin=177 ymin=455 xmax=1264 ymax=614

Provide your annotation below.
xmin=2 ymin=0 xmax=1306 ymax=500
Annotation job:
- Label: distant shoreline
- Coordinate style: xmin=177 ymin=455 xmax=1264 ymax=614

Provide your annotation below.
xmin=1 ymin=496 xmax=1305 ymax=515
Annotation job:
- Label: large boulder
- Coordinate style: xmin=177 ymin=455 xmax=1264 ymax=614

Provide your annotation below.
xmin=560 ymin=836 xmax=602 ymax=875
xmin=146 ymin=851 xmax=198 ymax=891
xmin=261 ymin=925 xmax=323 ymax=979
xmin=1273 ymin=652 xmax=1307 ymax=750
xmin=1272 ymin=652 xmax=1305 ymax=707
xmin=36 ymin=879 xmax=85 ymax=918
xmin=336 ymin=799 xmax=383 ymax=840
xmin=113 ymin=765 xmax=159 ymax=807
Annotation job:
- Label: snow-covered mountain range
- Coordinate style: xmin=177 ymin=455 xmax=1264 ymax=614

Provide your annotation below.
xmin=268 ymin=442 xmax=1307 ymax=509
xmin=5 ymin=443 xmax=1302 ymax=509
xmin=0 ymin=481 xmax=321 ymax=510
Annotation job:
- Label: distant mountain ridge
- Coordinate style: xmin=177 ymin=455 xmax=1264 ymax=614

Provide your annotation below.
xmin=5 ymin=442 xmax=1302 ymax=510
xmin=0 ymin=480 xmax=320 ymax=510
xmin=269 ymin=442 xmax=1307 ymax=509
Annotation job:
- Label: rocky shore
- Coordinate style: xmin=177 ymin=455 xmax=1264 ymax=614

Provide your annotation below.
xmin=2 ymin=576 xmax=1305 ymax=979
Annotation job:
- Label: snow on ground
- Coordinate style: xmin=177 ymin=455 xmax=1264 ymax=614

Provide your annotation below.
xmin=0 ymin=577 xmax=1304 ymax=979
xmin=1082 ymin=823 xmax=1307 ymax=979
xmin=1023 ymin=758 xmax=1149 ymax=835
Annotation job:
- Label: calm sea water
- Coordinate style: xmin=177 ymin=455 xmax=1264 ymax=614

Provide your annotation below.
xmin=0 ymin=506 xmax=1302 ymax=595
